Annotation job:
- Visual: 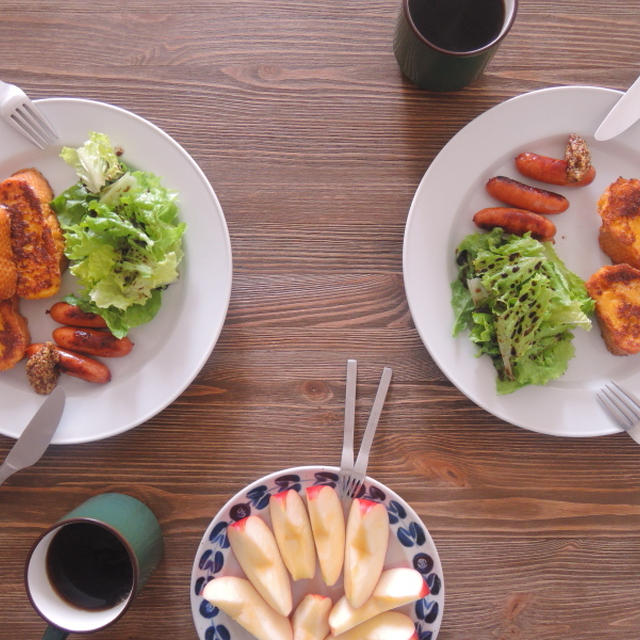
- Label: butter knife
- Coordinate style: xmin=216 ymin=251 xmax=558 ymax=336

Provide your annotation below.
xmin=0 ymin=387 xmax=66 ymax=486
xmin=594 ymin=75 xmax=640 ymax=141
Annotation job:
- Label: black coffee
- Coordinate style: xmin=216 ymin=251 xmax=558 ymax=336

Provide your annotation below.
xmin=409 ymin=0 xmax=505 ymax=53
xmin=46 ymin=522 xmax=133 ymax=611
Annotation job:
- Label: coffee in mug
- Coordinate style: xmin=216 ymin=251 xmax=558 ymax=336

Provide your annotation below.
xmin=46 ymin=522 xmax=134 ymax=611
xmin=393 ymin=0 xmax=518 ymax=91
xmin=25 ymin=492 xmax=163 ymax=639
xmin=409 ymin=0 xmax=505 ymax=52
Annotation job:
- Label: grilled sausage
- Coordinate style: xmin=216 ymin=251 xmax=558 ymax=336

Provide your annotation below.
xmin=26 ymin=343 xmax=111 ymax=384
xmin=48 ymin=302 xmax=108 ymax=328
xmin=52 ymin=327 xmax=133 ymax=357
xmin=515 ymin=152 xmax=595 ymax=186
xmin=473 ymin=207 xmax=556 ymax=241
xmin=486 ymin=176 xmax=569 ymax=214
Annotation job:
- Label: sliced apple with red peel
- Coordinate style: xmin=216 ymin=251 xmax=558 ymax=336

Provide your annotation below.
xmin=227 ymin=515 xmax=293 ymax=616
xmin=269 ymin=489 xmax=316 ymax=580
xmin=202 ymin=576 xmax=293 ymax=640
xmin=292 ymin=593 xmax=332 ymax=640
xmin=372 ymin=566 xmax=429 ymax=605
xmin=343 ymin=498 xmax=390 ymax=608
xmin=329 ymin=568 xmax=428 ymax=635
xmin=331 ymin=611 xmax=417 ymax=640
xmin=305 ymin=484 xmax=345 ymax=586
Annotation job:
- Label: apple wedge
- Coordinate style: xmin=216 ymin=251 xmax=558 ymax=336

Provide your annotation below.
xmin=329 ymin=567 xmax=428 ymax=635
xmin=292 ymin=593 xmax=332 ymax=640
xmin=202 ymin=576 xmax=292 ymax=640
xmin=227 ymin=515 xmax=293 ymax=616
xmin=343 ymin=498 xmax=389 ymax=608
xmin=331 ymin=611 xmax=417 ymax=640
xmin=305 ymin=484 xmax=345 ymax=586
xmin=269 ymin=489 xmax=316 ymax=580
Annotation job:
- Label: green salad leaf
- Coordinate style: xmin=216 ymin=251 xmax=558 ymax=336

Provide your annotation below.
xmin=59 ymin=131 xmax=124 ymax=194
xmin=451 ymin=228 xmax=594 ymax=394
xmin=51 ymin=132 xmax=186 ymax=338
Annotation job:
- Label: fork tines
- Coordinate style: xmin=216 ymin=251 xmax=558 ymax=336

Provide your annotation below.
xmin=342 ymin=474 xmax=364 ymax=501
xmin=1 ymin=81 xmax=58 ymax=149
xmin=597 ymin=380 xmax=640 ymax=430
xmin=9 ymin=101 xmax=58 ymax=149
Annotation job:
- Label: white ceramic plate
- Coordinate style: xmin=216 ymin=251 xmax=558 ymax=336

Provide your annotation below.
xmin=190 ymin=466 xmax=444 ymax=640
xmin=0 ymin=98 xmax=232 ymax=444
xmin=403 ymin=85 xmax=640 ymax=437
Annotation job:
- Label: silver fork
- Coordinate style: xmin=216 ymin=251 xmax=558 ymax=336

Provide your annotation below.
xmin=339 ymin=361 xmax=393 ymax=505
xmin=596 ymin=380 xmax=640 ymax=445
xmin=339 ymin=359 xmax=358 ymax=503
xmin=0 ymin=81 xmax=57 ymax=149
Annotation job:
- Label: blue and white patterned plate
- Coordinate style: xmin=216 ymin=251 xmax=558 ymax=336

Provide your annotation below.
xmin=190 ymin=466 xmax=444 ymax=640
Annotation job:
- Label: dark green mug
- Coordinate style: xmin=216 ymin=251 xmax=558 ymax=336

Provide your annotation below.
xmin=393 ymin=0 xmax=518 ymax=91
xmin=25 ymin=493 xmax=163 ymax=639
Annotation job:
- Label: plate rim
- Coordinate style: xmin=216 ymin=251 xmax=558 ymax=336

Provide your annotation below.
xmin=189 ymin=464 xmax=445 ymax=640
xmin=402 ymin=84 xmax=627 ymax=438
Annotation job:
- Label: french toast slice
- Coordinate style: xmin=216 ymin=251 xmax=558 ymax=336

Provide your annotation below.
xmin=11 ymin=168 xmax=65 ymax=268
xmin=598 ymin=177 xmax=640 ymax=269
xmin=0 ymin=170 xmax=63 ymax=299
xmin=0 ymin=205 xmax=17 ymax=300
xmin=0 ymin=296 xmax=30 ymax=370
xmin=586 ymin=263 xmax=640 ymax=355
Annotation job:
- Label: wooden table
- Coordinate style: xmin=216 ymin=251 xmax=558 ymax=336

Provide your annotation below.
xmin=1 ymin=2 xmax=640 ymax=638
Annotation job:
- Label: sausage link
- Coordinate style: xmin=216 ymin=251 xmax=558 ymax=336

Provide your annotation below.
xmin=515 ymin=152 xmax=595 ymax=186
xmin=52 ymin=327 xmax=134 ymax=357
xmin=473 ymin=207 xmax=556 ymax=241
xmin=48 ymin=302 xmax=108 ymax=328
xmin=26 ymin=343 xmax=111 ymax=384
xmin=486 ymin=176 xmax=569 ymax=214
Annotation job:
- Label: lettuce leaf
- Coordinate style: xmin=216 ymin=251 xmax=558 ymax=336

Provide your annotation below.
xmin=451 ymin=228 xmax=593 ymax=394
xmin=59 ymin=131 xmax=124 ymax=194
xmin=52 ymin=133 xmax=185 ymax=338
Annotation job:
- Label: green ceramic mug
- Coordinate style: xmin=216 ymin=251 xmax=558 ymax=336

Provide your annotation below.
xmin=25 ymin=493 xmax=163 ymax=639
xmin=393 ymin=0 xmax=518 ymax=91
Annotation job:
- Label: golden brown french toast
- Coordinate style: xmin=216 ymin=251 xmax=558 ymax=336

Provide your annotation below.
xmin=0 ymin=296 xmax=29 ymax=370
xmin=586 ymin=263 xmax=640 ymax=355
xmin=0 ymin=205 xmax=16 ymax=300
xmin=0 ymin=171 xmax=63 ymax=299
xmin=11 ymin=168 xmax=65 ymax=268
xmin=598 ymin=177 xmax=640 ymax=269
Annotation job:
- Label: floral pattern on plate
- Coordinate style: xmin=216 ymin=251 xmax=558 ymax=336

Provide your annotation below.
xmin=190 ymin=466 xmax=444 ymax=640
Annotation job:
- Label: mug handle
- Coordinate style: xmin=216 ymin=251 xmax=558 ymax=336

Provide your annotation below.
xmin=43 ymin=625 xmax=68 ymax=640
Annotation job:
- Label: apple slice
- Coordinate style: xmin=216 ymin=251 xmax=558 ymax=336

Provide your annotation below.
xmin=305 ymin=484 xmax=345 ymax=586
xmin=343 ymin=498 xmax=389 ymax=608
xmin=331 ymin=611 xmax=417 ymax=640
xmin=269 ymin=489 xmax=316 ymax=580
xmin=329 ymin=568 xmax=428 ymax=635
xmin=227 ymin=515 xmax=293 ymax=616
xmin=202 ymin=576 xmax=292 ymax=640
xmin=292 ymin=593 xmax=332 ymax=640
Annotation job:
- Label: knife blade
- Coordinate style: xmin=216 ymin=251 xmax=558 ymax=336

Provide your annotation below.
xmin=0 ymin=387 xmax=66 ymax=486
xmin=594 ymin=75 xmax=640 ymax=141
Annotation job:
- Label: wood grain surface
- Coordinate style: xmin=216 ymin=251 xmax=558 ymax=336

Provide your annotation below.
xmin=1 ymin=1 xmax=640 ymax=638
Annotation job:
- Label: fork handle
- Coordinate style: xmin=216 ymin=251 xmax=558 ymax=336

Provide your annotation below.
xmin=340 ymin=359 xmax=357 ymax=469
xmin=354 ymin=367 xmax=392 ymax=475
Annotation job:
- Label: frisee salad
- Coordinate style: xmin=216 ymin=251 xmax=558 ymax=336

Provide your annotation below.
xmin=51 ymin=132 xmax=186 ymax=338
xmin=451 ymin=228 xmax=594 ymax=394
